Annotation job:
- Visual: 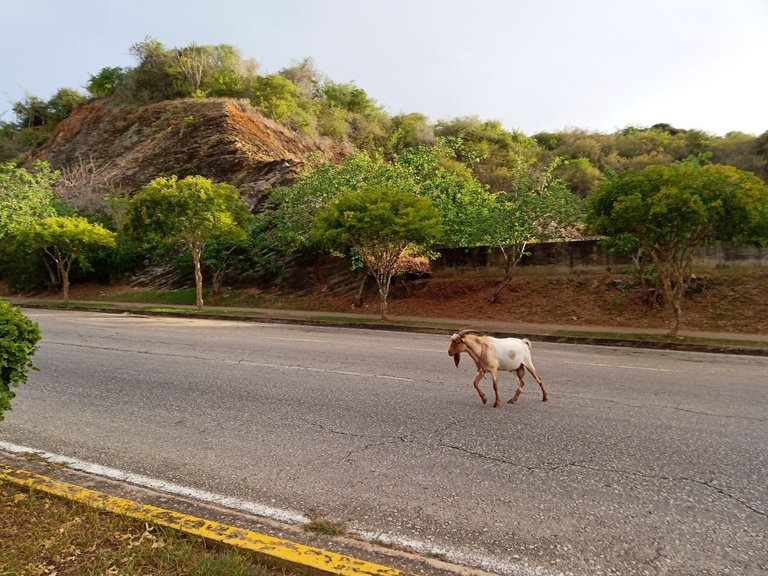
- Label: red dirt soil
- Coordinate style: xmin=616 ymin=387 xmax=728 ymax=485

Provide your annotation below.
xmin=331 ymin=271 xmax=768 ymax=334
xmin=20 ymin=269 xmax=768 ymax=335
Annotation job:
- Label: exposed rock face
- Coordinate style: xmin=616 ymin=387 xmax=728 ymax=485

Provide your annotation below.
xmin=35 ymin=98 xmax=349 ymax=209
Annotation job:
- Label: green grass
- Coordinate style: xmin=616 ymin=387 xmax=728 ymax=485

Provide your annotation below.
xmin=551 ymin=329 xmax=768 ymax=349
xmin=91 ymin=288 xmax=284 ymax=309
xmin=303 ymin=509 xmax=347 ymax=537
xmin=102 ymin=288 xmax=198 ymax=306
xmin=0 ymin=481 xmax=302 ymax=576
xmin=14 ymin=300 xmax=120 ymax=309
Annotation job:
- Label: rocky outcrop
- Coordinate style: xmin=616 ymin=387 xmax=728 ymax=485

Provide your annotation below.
xmin=35 ymin=98 xmax=350 ymax=208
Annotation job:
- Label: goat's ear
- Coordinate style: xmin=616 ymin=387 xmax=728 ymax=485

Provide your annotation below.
xmin=453 ymin=353 xmax=460 ymax=368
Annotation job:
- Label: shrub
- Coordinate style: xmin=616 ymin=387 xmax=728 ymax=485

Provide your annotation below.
xmin=0 ymin=300 xmax=41 ymax=420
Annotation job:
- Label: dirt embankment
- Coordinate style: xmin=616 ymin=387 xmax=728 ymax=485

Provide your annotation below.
xmin=57 ymin=269 xmax=768 ymax=335
xmin=373 ymin=271 xmax=768 ymax=334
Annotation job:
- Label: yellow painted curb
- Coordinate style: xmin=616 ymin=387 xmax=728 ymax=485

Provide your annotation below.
xmin=1 ymin=465 xmax=404 ymax=576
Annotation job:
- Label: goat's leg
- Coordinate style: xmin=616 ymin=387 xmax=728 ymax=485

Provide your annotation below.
xmin=509 ymin=366 xmax=526 ymax=404
xmin=491 ymin=370 xmax=501 ymax=407
xmin=524 ymin=361 xmax=548 ymax=402
xmin=472 ymin=371 xmax=487 ymax=404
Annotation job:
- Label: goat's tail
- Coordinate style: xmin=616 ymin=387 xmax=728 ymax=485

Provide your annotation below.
xmin=523 ymin=338 xmax=532 ymax=349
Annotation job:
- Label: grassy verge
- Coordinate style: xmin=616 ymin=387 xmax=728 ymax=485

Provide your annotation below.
xmin=70 ymin=288 xmax=288 ymax=309
xmin=306 ymin=315 xmax=461 ymax=330
xmin=551 ymin=329 xmax=768 ymax=350
xmin=0 ymin=481 xmax=298 ymax=576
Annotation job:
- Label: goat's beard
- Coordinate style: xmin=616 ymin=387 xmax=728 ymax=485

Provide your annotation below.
xmin=453 ymin=353 xmax=460 ymax=367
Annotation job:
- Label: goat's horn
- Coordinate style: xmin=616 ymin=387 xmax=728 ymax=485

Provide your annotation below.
xmin=456 ymin=328 xmax=482 ymax=339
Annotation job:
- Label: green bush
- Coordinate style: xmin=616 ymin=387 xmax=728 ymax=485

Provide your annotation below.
xmin=0 ymin=300 xmax=41 ymax=420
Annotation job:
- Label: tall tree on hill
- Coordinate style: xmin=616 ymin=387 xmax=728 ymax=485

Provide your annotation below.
xmin=123 ymin=175 xmax=252 ymax=310
xmin=588 ymin=162 xmax=768 ymax=337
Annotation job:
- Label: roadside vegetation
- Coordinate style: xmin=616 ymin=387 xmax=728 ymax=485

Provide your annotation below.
xmin=0 ymin=481 xmax=300 ymax=576
xmin=0 ymin=299 xmax=40 ymax=421
xmin=1 ymin=36 xmax=767 ymax=343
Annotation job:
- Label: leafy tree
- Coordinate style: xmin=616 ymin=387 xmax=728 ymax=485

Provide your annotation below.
xmin=45 ymin=88 xmax=86 ymax=123
xmin=314 ymin=102 xmax=349 ymax=139
xmin=87 ymin=66 xmax=127 ymax=98
xmin=174 ymin=42 xmax=213 ymax=97
xmin=435 ymin=116 xmax=543 ymax=194
xmin=312 ymin=186 xmax=441 ymax=319
xmin=0 ymin=161 xmax=60 ymax=242
xmin=12 ymin=94 xmax=49 ymax=128
xmin=588 ymin=163 xmax=768 ymax=336
xmin=250 ymin=74 xmax=301 ymax=121
xmin=556 ymin=157 xmax=604 ymax=198
xmin=482 ymin=159 xmax=583 ymax=303
xmin=19 ymin=216 xmax=116 ymax=301
xmin=395 ymin=139 xmax=494 ymax=248
xmin=279 ymin=57 xmax=325 ymax=99
xmin=387 ymin=113 xmax=435 ymax=155
xmin=11 ymin=89 xmax=84 ymax=128
xmin=123 ymin=37 xmax=185 ymax=102
xmin=322 ymin=81 xmax=375 ymax=114
xmin=0 ymin=161 xmax=61 ymax=291
xmin=263 ymin=140 xmax=492 ymax=257
xmin=261 ymin=152 xmax=414 ymax=253
xmin=123 ymin=175 xmax=252 ymax=310
xmin=206 ymin=44 xmax=258 ymax=98
xmin=0 ymin=300 xmax=41 ymax=421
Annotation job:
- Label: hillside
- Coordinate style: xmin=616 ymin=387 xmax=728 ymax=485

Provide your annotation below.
xmin=34 ymin=98 xmax=349 ymax=207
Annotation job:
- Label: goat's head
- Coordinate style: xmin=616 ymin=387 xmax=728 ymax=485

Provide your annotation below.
xmin=448 ymin=329 xmax=481 ymax=367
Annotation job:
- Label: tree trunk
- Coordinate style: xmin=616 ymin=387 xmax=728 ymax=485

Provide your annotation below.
xmin=655 ymin=249 xmax=690 ymax=338
xmin=669 ymin=299 xmax=683 ymax=338
xmin=41 ymin=256 xmax=60 ymax=291
xmin=191 ymin=243 xmax=204 ymax=310
xmin=374 ymin=270 xmax=392 ymax=320
xmin=354 ymin=273 xmax=368 ymax=308
xmin=489 ymin=242 xmax=526 ymax=304
xmin=490 ymin=275 xmax=511 ymax=304
xmin=211 ymin=269 xmax=223 ymax=298
xmin=61 ymin=265 xmax=70 ymax=302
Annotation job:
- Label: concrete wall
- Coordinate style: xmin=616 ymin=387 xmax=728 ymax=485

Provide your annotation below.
xmin=432 ymin=240 xmax=768 ymax=275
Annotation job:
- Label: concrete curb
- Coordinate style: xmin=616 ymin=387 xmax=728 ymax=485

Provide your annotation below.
xmin=1 ymin=464 xmax=404 ymax=576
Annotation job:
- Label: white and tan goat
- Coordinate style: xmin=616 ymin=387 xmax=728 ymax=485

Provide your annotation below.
xmin=448 ymin=329 xmax=548 ymax=407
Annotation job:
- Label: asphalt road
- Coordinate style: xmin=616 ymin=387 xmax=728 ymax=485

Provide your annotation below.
xmin=2 ymin=309 xmax=767 ymax=576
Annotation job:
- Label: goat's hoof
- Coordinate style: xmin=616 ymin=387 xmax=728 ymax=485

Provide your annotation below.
xmin=493 ymin=401 xmax=501 ymax=408
xmin=542 ymin=397 xmax=548 ymax=402
xmin=507 ymin=399 xmax=516 ymax=404
xmin=480 ymin=398 xmax=487 ymax=405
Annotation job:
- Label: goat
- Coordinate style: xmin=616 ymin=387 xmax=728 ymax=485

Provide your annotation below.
xmin=448 ymin=329 xmax=548 ymax=407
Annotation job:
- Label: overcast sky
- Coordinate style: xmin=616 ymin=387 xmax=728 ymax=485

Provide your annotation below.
xmin=2 ymin=0 xmax=766 ymax=136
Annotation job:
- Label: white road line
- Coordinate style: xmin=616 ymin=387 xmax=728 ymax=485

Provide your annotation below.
xmin=0 ymin=440 xmax=560 ymax=576
xmin=262 ymin=336 xmax=328 ymax=343
xmin=567 ymin=361 xmax=675 ymax=372
xmin=226 ymin=360 xmax=414 ymax=381
xmin=0 ymin=440 xmax=307 ymax=524
xmin=391 ymin=346 xmax=443 ymax=352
